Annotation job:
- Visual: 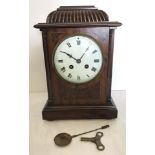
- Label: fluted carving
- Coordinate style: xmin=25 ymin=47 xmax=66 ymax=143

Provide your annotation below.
xmin=46 ymin=6 xmax=109 ymax=23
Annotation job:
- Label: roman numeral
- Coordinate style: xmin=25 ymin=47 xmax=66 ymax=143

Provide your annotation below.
xmin=94 ymin=59 xmax=99 ymax=63
xmin=92 ymin=50 xmax=97 ymax=54
xmin=77 ymin=76 xmax=80 ymax=80
xmin=58 ymin=60 xmax=63 ymax=63
xmin=60 ymin=67 xmax=66 ymax=72
xmin=76 ymin=40 xmax=80 ymax=45
xmin=68 ymin=73 xmax=72 ymax=78
xmin=67 ymin=42 xmax=71 ymax=47
xmin=86 ymin=74 xmax=90 ymax=77
xmin=91 ymin=67 xmax=97 ymax=72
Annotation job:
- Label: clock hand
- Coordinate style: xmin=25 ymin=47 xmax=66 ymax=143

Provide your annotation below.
xmin=60 ymin=51 xmax=77 ymax=61
xmin=79 ymin=46 xmax=89 ymax=60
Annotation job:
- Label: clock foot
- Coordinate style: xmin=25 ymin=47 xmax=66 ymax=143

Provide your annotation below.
xmin=42 ymin=98 xmax=118 ymax=120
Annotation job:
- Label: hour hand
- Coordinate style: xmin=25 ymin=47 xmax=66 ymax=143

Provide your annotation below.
xmin=60 ymin=51 xmax=71 ymax=57
xmin=60 ymin=51 xmax=77 ymax=61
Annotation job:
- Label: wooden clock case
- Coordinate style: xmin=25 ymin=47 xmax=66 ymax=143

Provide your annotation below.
xmin=34 ymin=6 xmax=122 ymax=120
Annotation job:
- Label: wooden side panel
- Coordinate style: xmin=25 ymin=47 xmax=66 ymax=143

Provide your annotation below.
xmin=41 ymin=31 xmax=52 ymax=100
xmin=107 ymin=29 xmax=115 ymax=100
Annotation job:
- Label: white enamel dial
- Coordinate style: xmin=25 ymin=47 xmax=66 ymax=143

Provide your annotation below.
xmin=53 ymin=35 xmax=103 ymax=84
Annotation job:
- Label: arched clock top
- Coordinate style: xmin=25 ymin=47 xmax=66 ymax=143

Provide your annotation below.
xmin=46 ymin=6 xmax=109 ymax=23
xmin=34 ymin=6 xmax=122 ymax=29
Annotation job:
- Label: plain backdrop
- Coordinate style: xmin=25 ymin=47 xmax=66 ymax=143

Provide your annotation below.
xmin=30 ymin=0 xmax=126 ymax=92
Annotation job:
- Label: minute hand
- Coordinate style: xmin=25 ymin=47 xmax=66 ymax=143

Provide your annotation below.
xmin=79 ymin=46 xmax=89 ymax=60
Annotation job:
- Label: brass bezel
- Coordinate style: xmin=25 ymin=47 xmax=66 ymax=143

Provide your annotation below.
xmin=52 ymin=33 xmax=106 ymax=85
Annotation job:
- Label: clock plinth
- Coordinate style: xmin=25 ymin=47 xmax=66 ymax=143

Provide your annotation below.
xmin=34 ymin=6 xmax=122 ymax=120
xmin=42 ymin=98 xmax=117 ymax=120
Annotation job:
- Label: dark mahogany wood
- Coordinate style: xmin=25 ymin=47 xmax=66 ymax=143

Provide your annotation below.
xmin=34 ymin=6 xmax=122 ymax=120
xmin=42 ymin=99 xmax=117 ymax=120
xmin=46 ymin=5 xmax=109 ymax=23
xmin=34 ymin=22 xmax=121 ymax=29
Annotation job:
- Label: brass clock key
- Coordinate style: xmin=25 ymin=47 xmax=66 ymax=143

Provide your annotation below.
xmin=81 ymin=132 xmax=105 ymax=151
xmin=54 ymin=125 xmax=109 ymax=147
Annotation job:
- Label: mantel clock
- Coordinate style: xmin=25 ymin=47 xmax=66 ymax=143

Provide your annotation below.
xmin=34 ymin=6 xmax=122 ymax=120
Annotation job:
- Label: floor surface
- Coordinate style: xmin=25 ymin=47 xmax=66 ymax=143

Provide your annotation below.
xmin=30 ymin=90 xmax=126 ymax=155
